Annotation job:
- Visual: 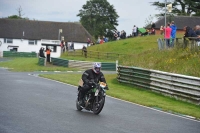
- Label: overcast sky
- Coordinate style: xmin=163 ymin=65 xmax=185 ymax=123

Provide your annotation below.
xmin=0 ymin=0 xmax=160 ymax=35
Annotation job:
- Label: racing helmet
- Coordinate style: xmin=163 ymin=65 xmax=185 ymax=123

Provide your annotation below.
xmin=93 ymin=62 xmax=101 ymax=74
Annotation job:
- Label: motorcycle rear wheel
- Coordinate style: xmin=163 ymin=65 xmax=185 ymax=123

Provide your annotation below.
xmin=93 ymin=96 xmax=105 ymax=115
xmin=76 ymin=98 xmax=83 ymax=111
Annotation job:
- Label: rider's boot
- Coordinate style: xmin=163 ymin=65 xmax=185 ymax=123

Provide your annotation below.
xmin=78 ymin=92 xmax=85 ymax=106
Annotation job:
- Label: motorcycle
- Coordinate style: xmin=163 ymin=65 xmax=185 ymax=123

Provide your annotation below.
xmin=76 ymin=81 xmax=107 ymax=115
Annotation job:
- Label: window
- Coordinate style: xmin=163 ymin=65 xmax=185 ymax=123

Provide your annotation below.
xmin=47 ymin=46 xmax=57 ymax=52
xmin=29 ymin=40 xmax=37 ymax=45
xmin=4 ymin=38 xmax=13 ymax=43
xmin=10 ymin=48 xmax=18 ymax=52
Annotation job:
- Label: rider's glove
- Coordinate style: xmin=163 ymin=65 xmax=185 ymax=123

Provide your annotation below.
xmin=104 ymin=86 xmax=109 ymax=90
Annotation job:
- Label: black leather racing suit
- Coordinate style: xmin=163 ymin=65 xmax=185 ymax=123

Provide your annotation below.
xmin=79 ymin=69 xmax=107 ymax=100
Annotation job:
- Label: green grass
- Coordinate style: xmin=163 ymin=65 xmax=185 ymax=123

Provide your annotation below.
xmin=61 ymin=35 xmax=200 ymax=77
xmin=40 ymin=73 xmax=200 ymax=119
xmin=0 ymin=58 xmax=78 ymax=72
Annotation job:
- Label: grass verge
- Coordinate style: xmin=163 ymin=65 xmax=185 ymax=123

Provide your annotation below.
xmin=0 ymin=58 xmax=78 ymax=72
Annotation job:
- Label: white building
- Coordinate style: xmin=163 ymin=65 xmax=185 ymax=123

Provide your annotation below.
xmin=0 ymin=19 xmax=93 ymax=57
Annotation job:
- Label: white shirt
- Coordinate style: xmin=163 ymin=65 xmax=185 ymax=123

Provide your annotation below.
xmin=133 ymin=27 xmax=137 ymax=33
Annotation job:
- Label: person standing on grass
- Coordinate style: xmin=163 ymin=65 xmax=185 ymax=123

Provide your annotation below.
xmin=45 ymin=47 xmax=51 ymax=62
xmin=170 ymin=21 xmax=177 ymax=48
xmin=39 ymin=47 xmax=45 ymax=58
xmin=160 ymin=26 xmax=164 ymax=35
xmin=132 ymin=25 xmax=137 ymax=37
xmin=163 ymin=24 xmax=172 ymax=48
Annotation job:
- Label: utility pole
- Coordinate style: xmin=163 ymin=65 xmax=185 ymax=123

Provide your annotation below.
xmin=165 ymin=0 xmax=166 ymax=34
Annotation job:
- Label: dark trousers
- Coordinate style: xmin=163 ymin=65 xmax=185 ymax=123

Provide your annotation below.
xmin=79 ymin=84 xmax=91 ymax=99
xmin=47 ymin=54 xmax=50 ymax=62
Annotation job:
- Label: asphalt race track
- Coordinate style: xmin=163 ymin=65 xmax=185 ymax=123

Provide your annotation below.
xmin=0 ymin=67 xmax=199 ymax=133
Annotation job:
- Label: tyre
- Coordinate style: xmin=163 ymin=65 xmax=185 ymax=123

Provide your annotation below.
xmin=76 ymin=98 xmax=83 ymax=111
xmin=93 ymin=96 xmax=105 ymax=115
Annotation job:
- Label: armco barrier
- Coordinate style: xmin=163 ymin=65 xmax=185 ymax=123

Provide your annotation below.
xmin=49 ymin=58 xmax=117 ymax=71
xmin=101 ymin=62 xmax=116 ymax=71
xmin=117 ymin=66 xmax=200 ymax=105
xmin=38 ymin=57 xmax=46 ymax=66
xmin=68 ymin=60 xmax=93 ymax=69
xmin=51 ymin=57 xmax=68 ymax=67
xmin=3 ymin=51 xmax=37 ymax=57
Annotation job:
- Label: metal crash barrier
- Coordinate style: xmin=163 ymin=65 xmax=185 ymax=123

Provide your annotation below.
xmin=117 ymin=66 xmax=200 ymax=105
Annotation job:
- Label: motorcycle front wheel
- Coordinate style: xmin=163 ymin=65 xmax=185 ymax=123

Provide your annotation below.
xmin=76 ymin=98 xmax=83 ymax=111
xmin=93 ymin=96 xmax=105 ymax=115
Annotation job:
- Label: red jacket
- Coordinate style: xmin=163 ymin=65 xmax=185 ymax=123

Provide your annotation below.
xmin=163 ymin=27 xmax=172 ymax=39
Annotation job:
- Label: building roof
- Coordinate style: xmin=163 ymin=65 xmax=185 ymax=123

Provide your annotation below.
xmin=154 ymin=16 xmax=200 ymax=30
xmin=0 ymin=19 xmax=92 ymax=43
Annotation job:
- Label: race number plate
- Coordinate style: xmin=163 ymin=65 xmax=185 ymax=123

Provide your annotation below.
xmin=95 ymin=89 xmax=99 ymax=96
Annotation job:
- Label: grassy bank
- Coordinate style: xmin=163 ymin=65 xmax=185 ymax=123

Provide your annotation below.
xmin=61 ymin=35 xmax=200 ymax=77
xmin=40 ymin=73 xmax=200 ymax=119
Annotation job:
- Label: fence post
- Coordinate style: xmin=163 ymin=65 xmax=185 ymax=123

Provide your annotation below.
xmin=44 ymin=57 xmax=46 ymax=66
xmin=116 ymin=60 xmax=118 ymax=73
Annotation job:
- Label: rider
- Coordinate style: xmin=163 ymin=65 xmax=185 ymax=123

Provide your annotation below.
xmin=78 ymin=62 xmax=109 ymax=106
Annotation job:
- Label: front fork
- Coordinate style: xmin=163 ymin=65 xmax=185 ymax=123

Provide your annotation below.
xmin=95 ymin=90 xmax=105 ymax=103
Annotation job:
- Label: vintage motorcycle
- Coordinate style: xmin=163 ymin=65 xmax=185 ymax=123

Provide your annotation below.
xmin=76 ymin=81 xmax=107 ymax=115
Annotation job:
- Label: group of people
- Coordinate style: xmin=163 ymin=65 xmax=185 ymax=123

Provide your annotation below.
xmin=113 ymin=30 xmax=127 ymax=40
xmin=184 ymin=25 xmax=200 ymax=40
xmin=161 ymin=21 xmax=200 ymax=48
xmin=60 ymin=40 xmax=74 ymax=52
xmin=39 ymin=47 xmax=51 ymax=62
xmin=161 ymin=21 xmax=177 ymax=48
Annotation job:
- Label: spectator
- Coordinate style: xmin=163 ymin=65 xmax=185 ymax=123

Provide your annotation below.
xmin=45 ymin=47 xmax=51 ymax=62
xmin=170 ymin=21 xmax=177 ymax=47
xmin=195 ymin=25 xmax=200 ymax=36
xmin=132 ymin=25 xmax=137 ymax=37
xmin=136 ymin=27 xmax=139 ymax=36
xmin=97 ymin=36 xmax=101 ymax=43
xmin=71 ymin=41 xmax=74 ymax=51
xmin=151 ymin=28 xmax=155 ymax=35
xmin=151 ymin=22 xmax=156 ymax=35
xmin=82 ymin=45 xmax=87 ymax=58
xmin=113 ymin=31 xmax=118 ymax=40
xmin=87 ymin=38 xmax=91 ymax=47
xmin=122 ymin=30 xmax=126 ymax=39
xmin=39 ymin=47 xmax=45 ymax=58
xmin=184 ymin=26 xmax=198 ymax=39
xmin=90 ymin=41 xmax=95 ymax=45
xmin=163 ymin=24 xmax=172 ymax=48
xmin=117 ymin=31 xmax=120 ymax=40
xmin=100 ymin=38 xmax=104 ymax=44
xmin=103 ymin=36 xmax=108 ymax=42
xmin=160 ymin=26 xmax=164 ymax=35
xmin=60 ymin=41 xmax=64 ymax=53
xmin=63 ymin=41 xmax=66 ymax=52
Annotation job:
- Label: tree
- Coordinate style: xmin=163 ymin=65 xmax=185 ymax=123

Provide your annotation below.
xmin=144 ymin=15 xmax=155 ymax=28
xmin=77 ymin=0 xmax=119 ymax=39
xmin=151 ymin=0 xmax=200 ymax=17
xmin=8 ymin=6 xmax=28 ymax=19
xmin=8 ymin=15 xmax=22 ymax=19
xmin=17 ymin=6 xmax=25 ymax=18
